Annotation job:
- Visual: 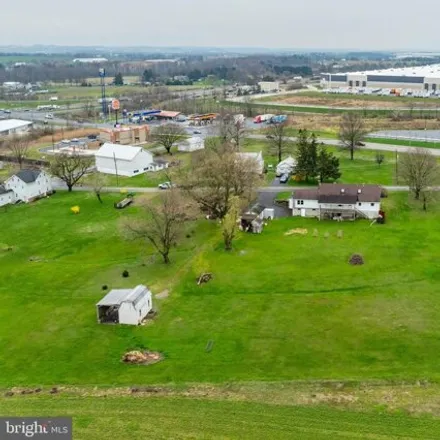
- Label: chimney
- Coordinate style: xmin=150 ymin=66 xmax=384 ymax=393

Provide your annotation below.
xmin=340 ymin=188 xmax=345 ymax=194
xmin=358 ymin=189 xmax=362 ymax=194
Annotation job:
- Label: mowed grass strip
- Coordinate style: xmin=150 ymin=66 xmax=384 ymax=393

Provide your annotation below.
xmin=1 ymin=395 xmax=440 ymax=440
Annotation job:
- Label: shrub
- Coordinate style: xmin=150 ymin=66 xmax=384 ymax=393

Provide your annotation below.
xmin=122 ymin=270 xmax=129 ymax=278
xmin=102 ymin=285 xmax=108 ymax=290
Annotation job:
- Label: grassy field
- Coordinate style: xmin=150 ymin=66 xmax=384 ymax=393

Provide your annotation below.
xmin=2 ymin=393 xmax=440 ymax=439
xmin=1 ymin=191 xmax=440 ymax=387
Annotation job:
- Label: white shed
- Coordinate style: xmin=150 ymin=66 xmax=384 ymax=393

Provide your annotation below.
xmin=95 ymin=143 xmax=154 ymax=177
xmin=4 ymin=169 xmax=53 ymax=203
xmin=236 ymin=151 xmax=265 ymax=174
xmin=96 ymin=285 xmax=153 ymax=326
xmin=276 ymin=156 xmax=296 ymax=175
xmin=178 ymin=136 xmax=204 ymax=152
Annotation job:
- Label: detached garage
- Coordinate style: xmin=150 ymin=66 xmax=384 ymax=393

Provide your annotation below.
xmin=95 ymin=143 xmax=154 ymax=177
xmin=96 ymin=285 xmax=153 ymax=325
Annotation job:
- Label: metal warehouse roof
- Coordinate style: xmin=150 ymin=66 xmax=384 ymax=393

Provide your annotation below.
xmin=333 ymin=64 xmax=440 ymax=79
xmin=96 ymin=143 xmax=144 ymax=161
xmin=0 ymin=119 xmax=32 ymax=133
xmin=96 ymin=285 xmax=150 ymax=307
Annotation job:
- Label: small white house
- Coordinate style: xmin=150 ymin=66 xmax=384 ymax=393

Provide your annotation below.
xmin=178 ymin=136 xmax=204 ymax=152
xmin=96 ymin=285 xmax=153 ymax=326
xmin=95 ymin=143 xmax=155 ymax=177
xmin=276 ymin=156 xmax=296 ymax=176
xmin=289 ymin=183 xmax=382 ymax=220
xmin=236 ymin=151 xmax=265 ymax=174
xmin=150 ymin=159 xmax=169 ymax=172
xmin=4 ymin=169 xmax=53 ymax=203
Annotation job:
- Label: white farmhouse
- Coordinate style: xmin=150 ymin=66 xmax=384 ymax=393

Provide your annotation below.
xmin=4 ymin=169 xmax=53 ymax=203
xmin=95 ymin=143 xmax=155 ymax=177
xmin=289 ymin=183 xmax=382 ymax=220
xmin=0 ymin=119 xmax=33 ymax=137
xmin=236 ymin=151 xmax=265 ymax=174
xmin=96 ymin=285 xmax=153 ymax=326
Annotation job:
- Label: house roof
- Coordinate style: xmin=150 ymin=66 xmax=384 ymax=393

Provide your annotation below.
xmin=293 ymin=184 xmax=382 ymax=203
xmin=14 ymin=169 xmax=41 ymax=183
xmin=241 ymin=202 xmax=265 ymax=221
xmin=0 ymin=119 xmax=33 ymax=133
xmin=154 ymin=158 xmax=168 ymax=165
xmin=236 ymin=151 xmax=263 ymax=162
xmin=0 ymin=184 xmax=12 ymax=195
xmin=96 ymin=143 xmax=144 ymax=161
xmin=96 ymin=285 xmax=150 ymax=307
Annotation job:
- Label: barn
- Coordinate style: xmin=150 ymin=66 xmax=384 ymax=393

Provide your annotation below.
xmin=96 ymin=285 xmax=153 ymax=326
xmin=95 ymin=143 xmax=155 ymax=177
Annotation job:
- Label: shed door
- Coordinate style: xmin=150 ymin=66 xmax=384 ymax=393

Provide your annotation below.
xmin=301 ymin=208 xmax=306 ymax=217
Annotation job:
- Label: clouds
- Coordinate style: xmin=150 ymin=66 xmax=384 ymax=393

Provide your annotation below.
xmin=1 ymin=0 xmax=439 ymax=49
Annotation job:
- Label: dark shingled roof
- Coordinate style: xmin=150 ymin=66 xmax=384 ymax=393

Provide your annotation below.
xmin=293 ymin=184 xmax=382 ymax=204
xmin=15 ymin=169 xmax=41 ymax=184
xmin=241 ymin=203 xmax=265 ymax=221
xmin=0 ymin=185 xmax=12 ymax=195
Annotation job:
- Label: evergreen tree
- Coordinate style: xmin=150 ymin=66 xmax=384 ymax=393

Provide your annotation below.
xmin=114 ymin=73 xmax=124 ymax=86
xmin=317 ymin=147 xmax=341 ymax=183
xmin=295 ymin=129 xmax=318 ymax=182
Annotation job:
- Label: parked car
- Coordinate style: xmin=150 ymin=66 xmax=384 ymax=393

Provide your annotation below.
xmin=356 ymin=141 xmax=365 ymax=146
xmin=279 ymin=173 xmax=289 ymax=184
xmin=45 ymin=113 xmax=54 ymax=119
xmin=193 ymin=130 xmax=202 ymax=134
xmin=3 ymin=110 xmax=11 ymax=114
xmin=266 ymin=134 xmax=274 ymax=139
xmin=158 ymin=181 xmax=176 ymax=190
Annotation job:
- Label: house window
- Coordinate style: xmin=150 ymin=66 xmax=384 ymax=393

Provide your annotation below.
xmin=143 ymin=167 xmax=148 ymax=171
xmin=297 ymin=200 xmax=304 ymax=205
xmin=338 ymin=204 xmax=343 ymax=207
xmin=358 ymin=202 xmax=361 ymax=206
xmin=370 ymin=203 xmax=375 ymax=207
xmin=133 ymin=170 xmax=139 ymax=174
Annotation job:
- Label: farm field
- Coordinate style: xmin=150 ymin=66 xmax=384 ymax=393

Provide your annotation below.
xmin=1 ymin=192 xmax=440 ymax=387
xmin=258 ymin=90 xmax=440 ymax=109
xmin=2 ymin=392 xmax=440 ymax=440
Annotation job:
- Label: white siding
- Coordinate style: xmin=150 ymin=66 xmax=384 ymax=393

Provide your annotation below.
xmin=0 ymin=191 xmax=14 ymax=207
xmin=5 ymin=171 xmax=52 ymax=203
xmin=117 ymin=291 xmax=153 ymax=325
xmin=96 ymin=150 xmax=154 ymax=177
xmin=356 ymin=201 xmax=381 ymax=219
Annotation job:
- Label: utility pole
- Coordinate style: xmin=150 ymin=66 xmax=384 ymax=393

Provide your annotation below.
xmin=99 ymin=68 xmax=107 ymax=120
xmin=395 ymin=150 xmax=398 ymax=184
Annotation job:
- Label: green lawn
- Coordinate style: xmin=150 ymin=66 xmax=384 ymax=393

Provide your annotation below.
xmin=1 ymin=192 xmax=440 ymax=387
xmin=2 ymin=394 xmax=440 ymax=440
xmin=366 ymin=137 xmax=440 ymax=149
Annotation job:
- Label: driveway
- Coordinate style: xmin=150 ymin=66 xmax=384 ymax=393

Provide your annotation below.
xmin=258 ymin=190 xmax=290 ymax=218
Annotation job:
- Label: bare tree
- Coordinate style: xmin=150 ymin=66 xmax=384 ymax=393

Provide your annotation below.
xmin=218 ymin=113 xmax=246 ymax=149
xmin=398 ymin=148 xmax=439 ymax=200
xmin=267 ymin=122 xmax=292 ymax=163
xmin=152 ymin=123 xmax=187 ymax=155
xmin=338 ymin=113 xmax=367 ymax=160
xmin=4 ymin=135 xmax=30 ymax=169
xmin=50 ymin=153 xmax=94 ymax=192
xmin=180 ymin=142 xmax=261 ymax=219
xmin=222 ymin=196 xmax=240 ymax=251
xmin=89 ymin=173 xmax=108 ymax=203
xmin=121 ymin=191 xmax=196 ymax=264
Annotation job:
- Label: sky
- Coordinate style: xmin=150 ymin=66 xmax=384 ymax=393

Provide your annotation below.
xmin=1 ymin=0 xmax=439 ymax=50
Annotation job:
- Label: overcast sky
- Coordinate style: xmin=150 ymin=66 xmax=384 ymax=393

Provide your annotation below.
xmin=1 ymin=0 xmax=439 ymax=50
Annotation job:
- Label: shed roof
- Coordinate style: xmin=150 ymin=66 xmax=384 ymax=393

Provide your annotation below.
xmin=14 ymin=169 xmax=41 ymax=183
xmin=96 ymin=285 xmax=150 ymax=307
xmin=96 ymin=143 xmax=143 ymax=161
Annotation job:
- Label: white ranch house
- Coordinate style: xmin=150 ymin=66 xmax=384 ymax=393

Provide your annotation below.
xmin=0 ymin=169 xmax=53 ymax=207
xmin=96 ymin=285 xmax=153 ymax=326
xmin=289 ymin=183 xmax=382 ymax=220
xmin=95 ymin=143 xmax=156 ymax=177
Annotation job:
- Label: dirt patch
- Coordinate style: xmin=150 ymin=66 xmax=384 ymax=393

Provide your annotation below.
xmin=285 ymin=228 xmax=308 ymax=236
xmin=122 ymin=350 xmax=163 ymax=365
xmin=156 ymin=290 xmax=169 ymax=299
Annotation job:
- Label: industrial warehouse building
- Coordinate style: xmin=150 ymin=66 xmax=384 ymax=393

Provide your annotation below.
xmin=321 ymin=65 xmax=440 ymax=91
xmin=0 ymin=119 xmax=33 ymax=137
